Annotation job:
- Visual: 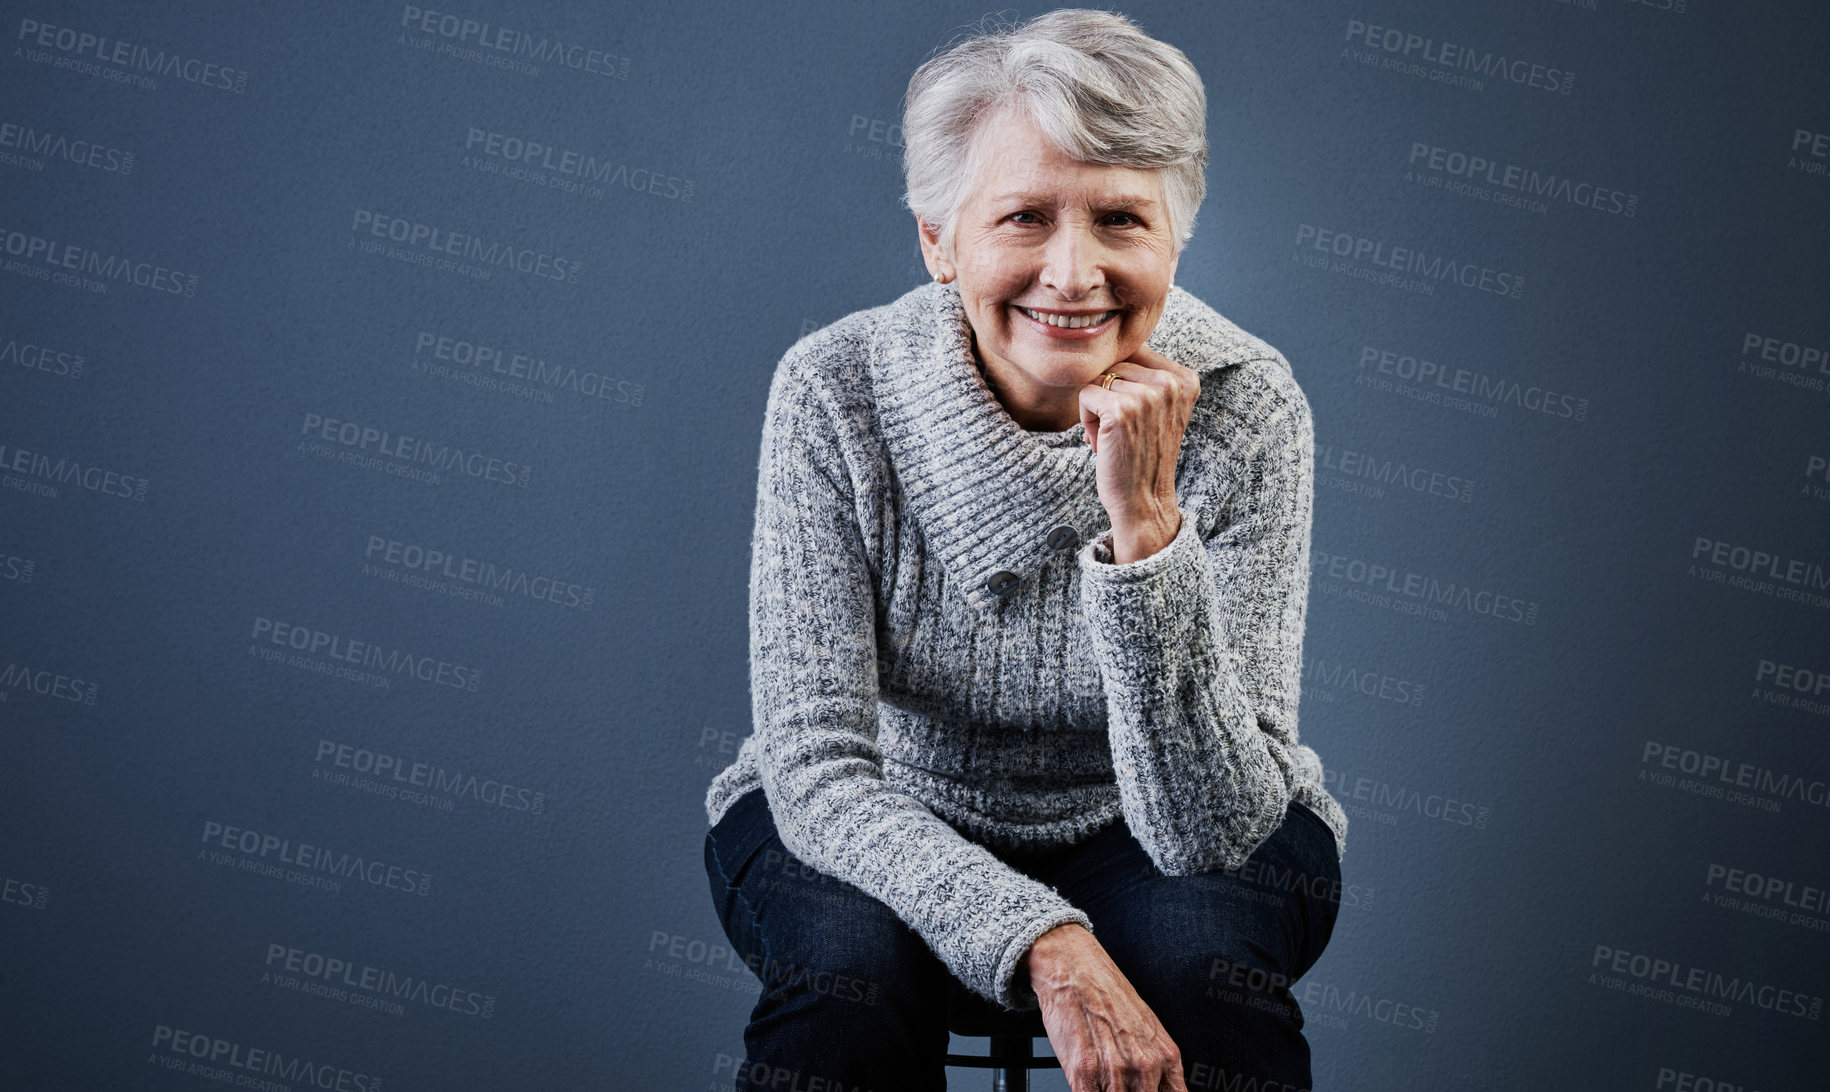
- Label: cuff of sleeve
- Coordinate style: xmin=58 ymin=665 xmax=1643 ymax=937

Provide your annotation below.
xmin=992 ymin=907 xmax=1095 ymax=1011
xmin=1078 ymin=504 xmax=1203 ymax=584
xmin=1077 ymin=505 xmax=1212 ymax=670
xmin=1289 ymin=778 xmax=1348 ymax=862
xmin=1285 ymin=744 xmax=1349 ymax=863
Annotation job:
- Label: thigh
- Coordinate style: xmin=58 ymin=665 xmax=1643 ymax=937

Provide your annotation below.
xmin=704 ymin=788 xmax=954 ymax=1092
xmin=1040 ymin=802 xmax=1342 ymax=1089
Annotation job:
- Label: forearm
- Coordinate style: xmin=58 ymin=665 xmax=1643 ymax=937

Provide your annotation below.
xmin=762 ymin=747 xmax=1093 ymax=1008
xmin=1080 ymin=506 xmax=1297 ymax=874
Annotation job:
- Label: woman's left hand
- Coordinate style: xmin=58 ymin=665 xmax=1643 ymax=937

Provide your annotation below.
xmin=1078 ymin=345 xmax=1200 ymax=564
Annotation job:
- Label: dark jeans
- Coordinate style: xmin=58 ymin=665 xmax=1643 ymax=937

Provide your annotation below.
xmin=705 ymin=787 xmax=1341 ymax=1092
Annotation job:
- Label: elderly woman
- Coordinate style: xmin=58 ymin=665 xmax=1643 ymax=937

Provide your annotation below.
xmin=703 ymin=9 xmax=1346 ymax=1091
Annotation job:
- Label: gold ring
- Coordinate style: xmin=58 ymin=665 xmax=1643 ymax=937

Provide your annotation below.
xmin=1098 ymin=371 xmax=1120 ymax=390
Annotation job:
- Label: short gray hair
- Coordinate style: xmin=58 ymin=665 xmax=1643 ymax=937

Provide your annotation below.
xmin=900 ymin=9 xmax=1208 ymax=254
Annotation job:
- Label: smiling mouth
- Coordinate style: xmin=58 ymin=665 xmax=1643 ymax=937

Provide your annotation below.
xmin=1015 ymin=306 xmax=1119 ymax=330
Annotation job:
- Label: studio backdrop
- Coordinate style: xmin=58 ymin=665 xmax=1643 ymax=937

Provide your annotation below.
xmin=4 ymin=1 xmax=1826 ymax=1089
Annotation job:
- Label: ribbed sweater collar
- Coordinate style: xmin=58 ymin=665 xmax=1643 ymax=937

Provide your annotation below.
xmin=866 ymin=280 xmax=1252 ymax=616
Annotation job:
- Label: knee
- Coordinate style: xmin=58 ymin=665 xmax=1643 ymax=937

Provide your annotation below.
xmin=1129 ymin=930 xmax=1284 ymax=1003
xmin=756 ymin=915 xmax=923 ymax=1010
xmin=1199 ymin=951 xmax=1297 ymax=1010
xmin=1098 ymin=891 xmax=1292 ymax=1011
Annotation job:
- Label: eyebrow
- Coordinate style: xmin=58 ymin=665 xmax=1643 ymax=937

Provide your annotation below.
xmin=990 ymin=191 xmax=1160 ymax=211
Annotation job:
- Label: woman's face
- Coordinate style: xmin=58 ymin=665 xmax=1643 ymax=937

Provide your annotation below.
xmin=919 ymin=106 xmax=1180 ymax=422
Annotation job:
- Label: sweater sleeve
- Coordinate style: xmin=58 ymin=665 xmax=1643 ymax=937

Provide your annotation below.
xmin=748 ymin=358 xmax=1093 ymax=1011
xmin=1075 ymin=378 xmax=1322 ymax=875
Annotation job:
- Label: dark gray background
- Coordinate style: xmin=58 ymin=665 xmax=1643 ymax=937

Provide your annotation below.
xmin=4 ymin=1 xmax=1826 ymax=1088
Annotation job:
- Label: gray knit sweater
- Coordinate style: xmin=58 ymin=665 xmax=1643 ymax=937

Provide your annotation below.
xmin=705 ymin=279 xmax=1347 ymax=1011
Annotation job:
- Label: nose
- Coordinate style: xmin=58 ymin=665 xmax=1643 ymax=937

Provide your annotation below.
xmin=1038 ymin=220 xmax=1104 ymax=300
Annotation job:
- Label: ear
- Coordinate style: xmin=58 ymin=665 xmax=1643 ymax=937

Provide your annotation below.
xmin=916 ymin=214 xmax=954 ymax=283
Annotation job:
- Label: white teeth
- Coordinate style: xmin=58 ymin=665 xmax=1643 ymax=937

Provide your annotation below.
xmin=1021 ymin=307 xmax=1114 ymax=329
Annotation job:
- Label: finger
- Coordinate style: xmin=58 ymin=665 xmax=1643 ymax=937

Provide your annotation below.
xmin=1078 ymin=396 xmax=1100 ymax=454
xmin=1110 ymin=351 xmax=1200 ymax=414
xmin=1078 ymin=367 xmax=1157 ymax=430
xmin=1165 ymin=1060 xmax=1191 ymax=1092
xmin=1089 ymin=359 xmax=1168 ymax=392
xmin=1119 ymin=344 xmax=1180 ymax=372
xmin=1106 ymin=1028 xmax=1153 ymax=1092
xmin=1056 ymin=1013 xmax=1103 ymax=1092
xmin=1065 ymin=1048 xmax=1102 ymax=1092
xmin=1157 ymin=1041 xmax=1189 ymax=1092
xmin=1078 ymin=375 xmax=1155 ymax=451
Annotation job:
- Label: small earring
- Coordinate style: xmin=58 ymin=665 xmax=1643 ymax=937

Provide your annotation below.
xmin=932 ymin=270 xmax=945 ymax=283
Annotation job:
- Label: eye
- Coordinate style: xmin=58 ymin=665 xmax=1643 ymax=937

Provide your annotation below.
xmin=1105 ymin=212 xmax=1141 ymax=226
xmin=1008 ymin=210 xmax=1044 ymax=224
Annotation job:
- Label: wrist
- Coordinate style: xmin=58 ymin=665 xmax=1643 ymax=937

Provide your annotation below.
xmin=1108 ymin=507 xmax=1182 ymax=564
xmin=1023 ymin=920 xmax=1091 ymax=978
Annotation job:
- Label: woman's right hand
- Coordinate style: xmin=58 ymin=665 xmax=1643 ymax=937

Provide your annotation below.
xmin=1023 ymin=922 xmax=1190 ymax=1092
